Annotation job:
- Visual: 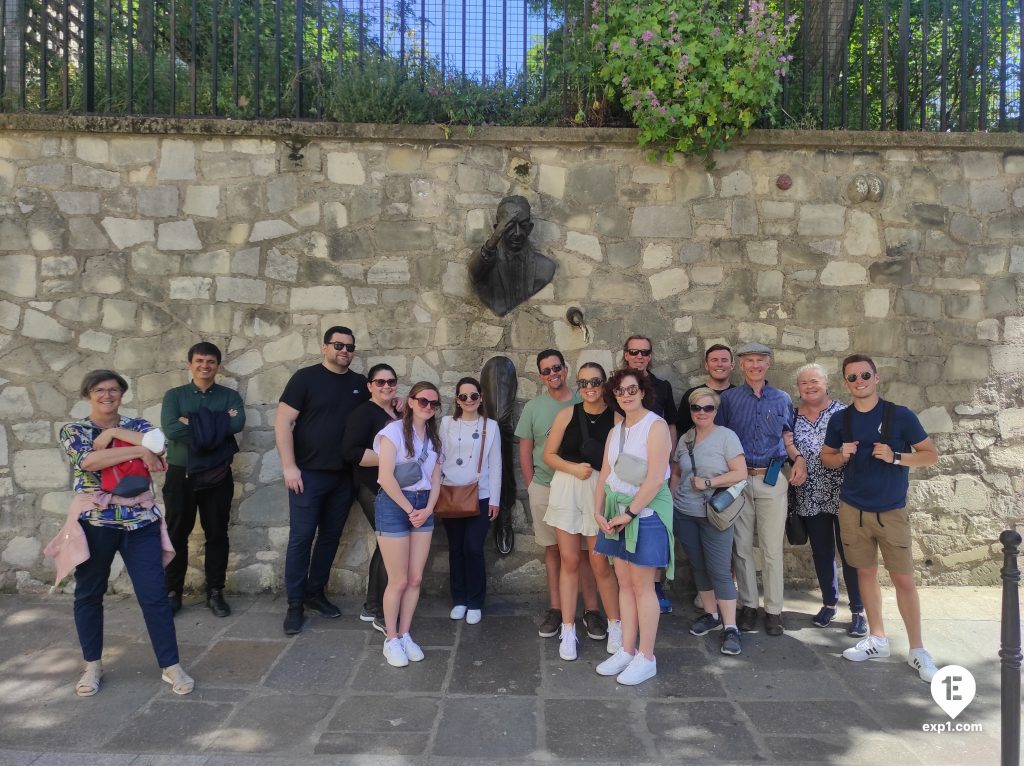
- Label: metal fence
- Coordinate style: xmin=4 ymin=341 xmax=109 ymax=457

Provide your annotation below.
xmin=0 ymin=0 xmax=1022 ymax=130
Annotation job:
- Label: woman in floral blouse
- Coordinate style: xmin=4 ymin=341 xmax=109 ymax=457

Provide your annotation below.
xmin=787 ymin=363 xmax=865 ymax=637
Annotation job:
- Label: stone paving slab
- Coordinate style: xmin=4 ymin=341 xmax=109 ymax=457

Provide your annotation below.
xmin=0 ymin=587 xmax=1015 ymax=766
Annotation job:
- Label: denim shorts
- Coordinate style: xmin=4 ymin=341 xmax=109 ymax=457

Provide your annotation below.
xmin=594 ymin=514 xmax=670 ymax=568
xmin=375 ymin=489 xmax=434 ymax=537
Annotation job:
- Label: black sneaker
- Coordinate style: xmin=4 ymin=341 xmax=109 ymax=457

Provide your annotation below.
xmin=848 ymin=612 xmax=868 ymax=637
xmin=206 ymin=589 xmax=231 ymax=618
xmin=371 ymin=615 xmax=386 ymax=635
xmin=583 ymin=610 xmax=608 ymax=640
xmin=812 ymin=605 xmax=837 ymax=628
xmin=720 ymin=627 xmax=742 ymax=655
xmin=359 ymin=607 xmax=376 ymax=622
xmin=689 ymin=612 xmax=723 ymax=636
xmin=538 ymin=608 xmax=561 ymax=638
xmin=167 ymin=591 xmax=182 ymax=615
xmin=283 ymin=602 xmax=304 ymax=635
xmin=737 ymin=605 xmax=759 ymax=632
xmin=303 ymin=592 xmax=342 ymax=618
xmin=764 ymin=612 xmax=784 ymax=636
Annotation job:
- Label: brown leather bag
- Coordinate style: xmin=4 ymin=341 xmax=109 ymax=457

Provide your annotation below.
xmin=435 ymin=419 xmax=487 ymax=519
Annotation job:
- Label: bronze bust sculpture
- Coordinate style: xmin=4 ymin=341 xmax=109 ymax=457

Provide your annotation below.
xmin=469 ymin=196 xmax=556 ymax=316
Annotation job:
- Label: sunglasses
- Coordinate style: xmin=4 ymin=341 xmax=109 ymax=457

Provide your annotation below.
xmin=327 ymin=342 xmax=356 ymax=352
xmin=613 ymin=384 xmax=640 ymax=397
xmin=411 ymin=396 xmax=442 ymax=410
xmin=690 ymin=403 xmax=717 ymax=413
xmin=457 ymin=392 xmax=481 ymax=402
xmin=845 ymin=371 xmax=874 ymax=382
xmin=370 ymin=378 xmax=397 ymax=388
xmin=625 ymin=348 xmax=652 ymax=357
xmin=576 ymin=377 xmax=605 ymax=390
xmin=539 ymin=363 xmax=564 ymax=376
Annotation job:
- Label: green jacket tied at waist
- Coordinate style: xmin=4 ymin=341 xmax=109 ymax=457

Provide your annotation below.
xmin=601 ymin=483 xmax=674 ymax=580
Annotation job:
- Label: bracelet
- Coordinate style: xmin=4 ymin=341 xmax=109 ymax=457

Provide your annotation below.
xmin=624 ymin=508 xmax=637 ymax=519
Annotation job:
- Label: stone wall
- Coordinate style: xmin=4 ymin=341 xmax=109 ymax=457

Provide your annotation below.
xmin=0 ymin=115 xmax=1021 ymax=596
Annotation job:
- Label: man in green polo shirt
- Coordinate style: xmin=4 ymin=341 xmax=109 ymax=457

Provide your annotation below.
xmin=161 ymin=342 xmax=245 ymax=617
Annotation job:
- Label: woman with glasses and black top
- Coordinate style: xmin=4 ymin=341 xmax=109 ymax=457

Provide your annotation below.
xmin=340 ymin=363 xmax=400 ymax=633
xmin=374 ymin=381 xmax=443 ymax=668
xmin=542 ymin=362 xmax=621 ymax=661
xmin=439 ymin=377 xmax=501 ymax=625
xmin=670 ymin=387 xmax=748 ymax=656
xmin=592 ymin=369 xmax=674 ymax=686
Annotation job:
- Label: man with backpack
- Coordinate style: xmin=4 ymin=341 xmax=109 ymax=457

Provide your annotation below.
xmin=821 ymin=353 xmax=940 ymax=682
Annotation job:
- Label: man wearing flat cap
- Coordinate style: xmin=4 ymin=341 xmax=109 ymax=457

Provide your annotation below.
xmin=715 ymin=342 xmax=806 ymax=636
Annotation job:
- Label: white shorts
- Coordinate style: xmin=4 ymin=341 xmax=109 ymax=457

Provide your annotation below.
xmin=545 ymin=470 xmax=600 ymax=538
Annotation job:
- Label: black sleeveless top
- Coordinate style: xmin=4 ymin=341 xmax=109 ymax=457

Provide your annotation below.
xmin=558 ymin=403 xmax=615 ymax=470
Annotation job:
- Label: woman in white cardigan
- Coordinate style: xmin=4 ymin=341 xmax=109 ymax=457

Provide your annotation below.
xmin=439 ymin=376 xmax=502 ymax=625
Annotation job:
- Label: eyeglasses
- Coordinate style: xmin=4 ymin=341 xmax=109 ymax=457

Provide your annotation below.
xmin=613 ymin=384 xmax=640 ymax=397
xmin=539 ymin=363 xmax=564 ymax=376
xmin=576 ymin=377 xmax=605 ymax=389
xmin=457 ymin=392 xmax=481 ymax=402
xmin=90 ymin=387 xmax=123 ymax=396
xmin=370 ymin=378 xmax=397 ymax=388
xmin=327 ymin=342 xmax=356 ymax=352
xmin=412 ymin=396 xmax=442 ymax=410
xmin=845 ymin=371 xmax=874 ymax=382
xmin=690 ymin=404 xmax=717 ymax=413
xmin=625 ymin=348 xmax=652 ymax=357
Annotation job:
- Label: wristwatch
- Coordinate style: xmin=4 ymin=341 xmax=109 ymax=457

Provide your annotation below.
xmin=892 ymin=452 xmax=902 ymax=465
xmin=704 ymin=478 xmax=712 ymax=489
xmin=624 ymin=508 xmax=637 ymax=519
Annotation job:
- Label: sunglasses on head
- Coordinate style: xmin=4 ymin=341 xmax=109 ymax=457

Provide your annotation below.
xmin=576 ymin=377 xmax=605 ymax=390
xmin=411 ymin=396 xmax=442 ymax=410
xmin=370 ymin=378 xmax=397 ymax=388
xmin=327 ymin=342 xmax=356 ymax=352
xmin=690 ymin=403 xmax=717 ymax=413
xmin=846 ymin=371 xmax=874 ymax=382
xmin=457 ymin=392 xmax=481 ymax=402
xmin=625 ymin=348 xmax=652 ymax=357
xmin=613 ymin=384 xmax=640 ymax=396
xmin=539 ymin=363 xmax=564 ymax=376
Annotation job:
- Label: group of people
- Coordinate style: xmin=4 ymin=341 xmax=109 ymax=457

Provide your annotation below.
xmin=55 ymin=326 xmax=942 ymax=695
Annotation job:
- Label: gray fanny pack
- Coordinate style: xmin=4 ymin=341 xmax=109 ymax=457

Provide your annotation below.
xmin=394 ymin=435 xmax=430 ymax=488
xmin=613 ymin=424 xmax=648 ymax=486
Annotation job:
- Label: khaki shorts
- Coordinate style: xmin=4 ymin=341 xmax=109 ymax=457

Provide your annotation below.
xmin=838 ymin=501 xmax=914 ymax=574
xmin=528 ymin=481 xmax=558 ymax=548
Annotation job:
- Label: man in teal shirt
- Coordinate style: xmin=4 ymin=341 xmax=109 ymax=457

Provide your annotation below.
xmin=515 ymin=349 xmax=602 ymax=641
xmin=161 ymin=342 xmax=245 ymax=617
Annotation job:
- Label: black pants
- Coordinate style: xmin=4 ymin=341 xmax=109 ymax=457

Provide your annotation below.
xmin=355 ymin=482 xmax=387 ymax=618
xmin=163 ymin=464 xmax=234 ymax=595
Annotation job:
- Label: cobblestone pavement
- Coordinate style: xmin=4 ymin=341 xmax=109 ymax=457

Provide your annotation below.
xmin=0 ymin=587 xmax=1011 ymax=765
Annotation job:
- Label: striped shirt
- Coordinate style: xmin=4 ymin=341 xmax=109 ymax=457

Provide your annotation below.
xmin=714 ymin=383 xmax=794 ymax=468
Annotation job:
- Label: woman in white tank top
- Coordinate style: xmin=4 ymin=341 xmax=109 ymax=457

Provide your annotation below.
xmin=592 ymin=369 xmax=674 ymax=686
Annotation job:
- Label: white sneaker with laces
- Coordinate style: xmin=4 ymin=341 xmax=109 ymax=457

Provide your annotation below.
xmin=908 ymin=648 xmax=938 ymax=683
xmin=842 ymin=635 xmax=891 ymax=662
xmin=606 ymin=620 xmax=623 ymax=655
xmin=596 ymin=649 xmax=634 ymax=676
xmin=383 ymin=637 xmax=409 ymax=667
xmin=400 ymin=633 xmax=424 ymax=662
xmin=450 ymin=605 xmax=467 ymax=620
xmin=466 ymin=609 xmax=482 ymax=625
xmin=616 ymin=651 xmax=657 ymax=685
xmin=558 ymin=624 xmax=578 ymax=661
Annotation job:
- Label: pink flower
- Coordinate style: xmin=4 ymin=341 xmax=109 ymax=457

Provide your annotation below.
xmin=641 ymin=30 xmax=654 ymax=42
xmin=611 ymin=40 xmax=620 ymax=51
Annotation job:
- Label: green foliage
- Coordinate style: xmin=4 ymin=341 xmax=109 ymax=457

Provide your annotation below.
xmin=594 ymin=0 xmax=796 ymax=165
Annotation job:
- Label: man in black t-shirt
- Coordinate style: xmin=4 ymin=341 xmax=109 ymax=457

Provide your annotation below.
xmin=275 ymin=325 xmax=369 ymax=635
xmin=675 ymin=344 xmax=736 ymax=437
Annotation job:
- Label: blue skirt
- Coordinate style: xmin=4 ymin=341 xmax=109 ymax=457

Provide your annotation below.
xmin=595 ymin=514 xmax=670 ymax=568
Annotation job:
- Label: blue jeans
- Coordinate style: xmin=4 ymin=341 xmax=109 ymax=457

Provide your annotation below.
xmin=442 ymin=498 xmax=492 ymax=609
xmin=74 ymin=520 xmax=180 ymax=667
xmin=805 ymin=512 xmax=863 ymax=612
xmin=285 ymin=469 xmax=354 ymax=603
xmin=673 ymin=512 xmax=737 ymax=601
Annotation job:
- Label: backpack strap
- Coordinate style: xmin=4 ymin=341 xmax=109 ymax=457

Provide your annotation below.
xmin=879 ymin=400 xmax=894 ymax=444
xmin=844 ymin=405 xmax=853 ymax=443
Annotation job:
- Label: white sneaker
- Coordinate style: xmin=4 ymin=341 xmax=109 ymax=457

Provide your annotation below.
xmin=606 ymin=620 xmax=623 ymax=655
xmin=383 ymin=637 xmax=409 ymax=667
xmin=616 ymin=651 xmax=657 ymax=686
xmin=596 ymin=649 xmax=634 ymax=676
xmin=842 ymin=635 xmax=891 ymax=662
xmin=558 ymin=624 xmax=578 ymax=661
xmin=400 ymin=633 xmax=424 ymax=662
xmin=466 ymin=609 xmax=482 ymax=625
xmin=908 ymin=648 xmax=938 ymax=683
xmin=450 ymin=605 xmax=467 ymax=620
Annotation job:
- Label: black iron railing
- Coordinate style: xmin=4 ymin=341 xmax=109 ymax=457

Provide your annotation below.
xmin=1 ymin=0 xmax=1021 ymax=130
